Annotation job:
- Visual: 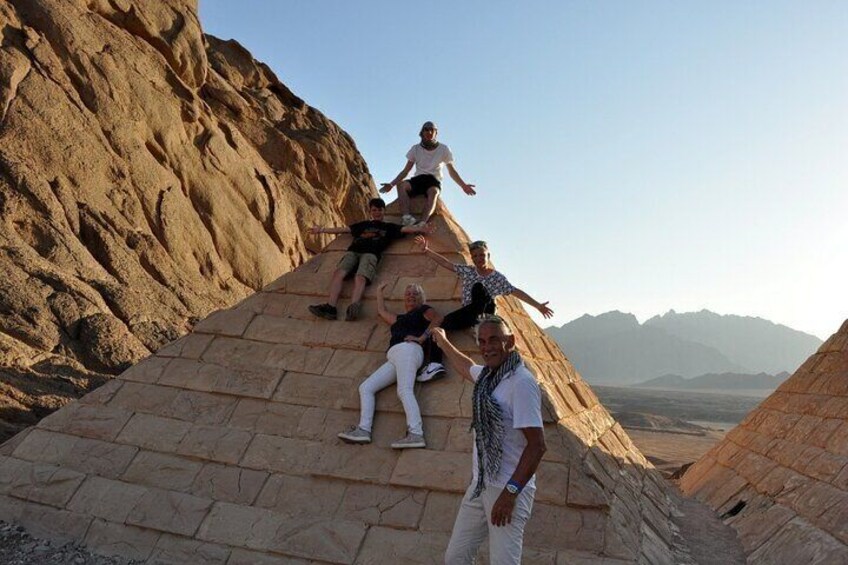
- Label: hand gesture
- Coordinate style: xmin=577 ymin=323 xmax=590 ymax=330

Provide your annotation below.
xmin=490 ymin=490 xmax=516 ymax=527
xmin=462 ymin=183 xmax=477 ymax=196
xmin=379 ymin=183 xmax=393 ymax=193
xmin=537 ymin=302 xmax=554 ymax=319
xmin=376 ymin=281 xmax=389 ymax=293
xmin=414 ymin=235 xmax=429 ymax=252
xmin=307 ymin=226 xmax=322 ymax=235
xmin=430 ymin=327 xmax=447 ymax=346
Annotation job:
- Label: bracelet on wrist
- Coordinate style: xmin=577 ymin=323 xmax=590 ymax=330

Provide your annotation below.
xmin=505 ymin=479 xmax=523 ymax=495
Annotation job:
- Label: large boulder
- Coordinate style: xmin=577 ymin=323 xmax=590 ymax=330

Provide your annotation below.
xmin=0 ymin=0 xmax=374 ymax=441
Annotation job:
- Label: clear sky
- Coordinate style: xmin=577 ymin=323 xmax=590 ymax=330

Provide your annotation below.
xmin=199 ymin=1 xmax=847 ymax=340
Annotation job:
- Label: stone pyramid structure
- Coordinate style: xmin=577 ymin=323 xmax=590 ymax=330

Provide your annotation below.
xmin=681 ymin=319 xmax=848 ymax=564
xmin=0 ymin=200 xmax=681 ymax=563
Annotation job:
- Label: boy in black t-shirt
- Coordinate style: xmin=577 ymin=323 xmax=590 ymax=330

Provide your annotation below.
xmin=307 ymin=198 xmax=433 ymax=321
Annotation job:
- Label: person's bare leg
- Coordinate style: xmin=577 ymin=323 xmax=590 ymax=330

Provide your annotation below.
xmin=350 ymin=275 xmax=368 ymax=305
xmin=327 ymin=269 xmax=347 ymax=307
xmin=398 ymin=181 xmax=412 ymax=215
xmin=422 ymin=186 xmax=440 ymax=222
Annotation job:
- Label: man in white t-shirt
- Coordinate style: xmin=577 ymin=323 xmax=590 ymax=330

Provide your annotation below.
xmin=431 ymin=315 xmax=546 ymax=565
xmin=380 ymin=121 xmax=476 ymax=226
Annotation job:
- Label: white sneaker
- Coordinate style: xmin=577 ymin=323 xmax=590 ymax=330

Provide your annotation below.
xmin=391 ymin=431 xmax=426 ymax=449
xmin=401 ymin=214 xmax=417 ymax=226
xmin=417 ymin=362 xmax=447 ymax=382
xmin=338 ymin=426 xmax=371 ymax=444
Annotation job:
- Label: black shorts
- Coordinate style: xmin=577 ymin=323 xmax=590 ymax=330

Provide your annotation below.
xmin=407 ymin=174 xmax=441 ymax=197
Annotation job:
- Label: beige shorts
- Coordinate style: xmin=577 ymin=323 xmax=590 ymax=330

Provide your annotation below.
xmin=338 ymin=251 xmax=379 ymax=282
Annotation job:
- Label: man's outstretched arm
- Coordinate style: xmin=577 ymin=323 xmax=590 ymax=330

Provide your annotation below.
xmin=380 ymin=161 xmax=414 ymax=193
xmin=308 ymin=226 xmax=351 ymax=235
xmin=446 ymin=163 xmax=476 ymax=195
xmin=430 ymin=328 xmax=474 ymax=382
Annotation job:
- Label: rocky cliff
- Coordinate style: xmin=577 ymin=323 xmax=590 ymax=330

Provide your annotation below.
xmin=0 ymin=0 xmax=374 ymax=441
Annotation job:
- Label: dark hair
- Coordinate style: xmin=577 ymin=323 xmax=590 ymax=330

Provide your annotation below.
xmin=368 ymin=198 xmax=387 ymax=209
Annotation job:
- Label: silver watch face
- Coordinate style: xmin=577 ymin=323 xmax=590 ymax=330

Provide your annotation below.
xmin=506 ymin=484 xmax=519 ymax=494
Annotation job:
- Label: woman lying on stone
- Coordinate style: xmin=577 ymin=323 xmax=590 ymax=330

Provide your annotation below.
xmin=338 ymin=282 xmax=442 ymax=449
xmin=414 ymin=237 xmax=554 ymax=380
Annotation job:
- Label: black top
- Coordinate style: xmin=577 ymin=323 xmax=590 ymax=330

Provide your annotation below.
xmin=348 ymin=220 xmax=405 ymax=258
xmin=389 ymin=305 xmax=433 ymax=348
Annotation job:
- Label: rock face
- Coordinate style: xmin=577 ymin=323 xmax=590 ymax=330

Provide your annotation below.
xmin=681 ymin=319 xmax=848 ymax=564
xmin=0 ymin=0 xmax=373 ymax=442
xmin=0 ymin=200 xmax=682 ymax=563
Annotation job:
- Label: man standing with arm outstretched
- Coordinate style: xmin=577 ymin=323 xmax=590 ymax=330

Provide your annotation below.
xmin=431 ymin=316 xmax=546 ymax=565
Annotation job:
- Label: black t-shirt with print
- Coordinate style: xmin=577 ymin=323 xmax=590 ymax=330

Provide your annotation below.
xmin=347 ymin=220 xmax=405 ymax=258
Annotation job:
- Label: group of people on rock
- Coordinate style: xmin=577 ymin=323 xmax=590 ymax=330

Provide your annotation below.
xmin=307 ymin=121 xmax=551 ymax=564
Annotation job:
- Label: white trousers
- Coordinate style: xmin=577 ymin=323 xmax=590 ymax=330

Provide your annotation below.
xmin=358 ymin=342 xmax=424 ymax=435
xmin=444 ymin=483 xmax=536 ymax=565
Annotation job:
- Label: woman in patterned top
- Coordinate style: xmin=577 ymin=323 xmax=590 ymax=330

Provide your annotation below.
xmin=414 ymin=237 xmax=553 ymax=378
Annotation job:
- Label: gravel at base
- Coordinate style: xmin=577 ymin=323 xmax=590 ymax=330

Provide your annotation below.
xmin=0 ymin=521 xmax=140 ymax=565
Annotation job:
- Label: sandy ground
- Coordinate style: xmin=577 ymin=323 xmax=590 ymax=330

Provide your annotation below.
xmin=626 ymin=428 xmax=726 ymax=475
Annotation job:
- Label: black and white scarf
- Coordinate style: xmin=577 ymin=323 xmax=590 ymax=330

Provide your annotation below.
xmin=470 ymin=350 xmax=522 ymax=498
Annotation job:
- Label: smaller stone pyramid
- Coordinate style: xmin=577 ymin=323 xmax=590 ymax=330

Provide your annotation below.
xmin=0 ymin=200 xmax=681 ymax=563
xmin=681 ymin=319 xmax=848 ymax=564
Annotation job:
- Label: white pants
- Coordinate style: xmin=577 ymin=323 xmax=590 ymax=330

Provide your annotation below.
xmin=358 ymin=342 xmax=424 ymax=435
xmin=444 ymin=483 xmax=536 ymax=565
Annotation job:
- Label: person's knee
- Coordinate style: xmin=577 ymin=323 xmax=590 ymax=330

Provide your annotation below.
xmin=444 ymin=541 xmax=474 ymax=565
xmin=427 ymin=186 xmax=441 ymax=198
xmin=400 ymin=181 xmax=412 ymax=194
xmin=396 ymin=378 xmax=415 ymax=398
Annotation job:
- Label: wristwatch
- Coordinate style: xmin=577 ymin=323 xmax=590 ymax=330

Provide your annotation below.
xmin=505 ymin=479 xmax=523 ymax=495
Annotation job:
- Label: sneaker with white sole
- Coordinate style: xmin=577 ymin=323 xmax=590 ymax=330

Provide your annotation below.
xmin=391 ymin=431 xmax=426 ymax=449
xmin=338 ymin=426 xmax=371 ymax=444
xmin=401 ymin=214 xmax=417 ymax=226
xmin=416 ymin=362 xmax=447 ymax=382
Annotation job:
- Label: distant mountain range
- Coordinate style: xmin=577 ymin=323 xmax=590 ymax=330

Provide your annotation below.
xmin=632 ymin=371 xmax=791 ymax=392
xmin=545 ymin=310 xmax=822 ymax=385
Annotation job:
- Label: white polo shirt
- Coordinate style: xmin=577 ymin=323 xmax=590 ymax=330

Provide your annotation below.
xmin=469 ymin=363 xmax=543 ymax=488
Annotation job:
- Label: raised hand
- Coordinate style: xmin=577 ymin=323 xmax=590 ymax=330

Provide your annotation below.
xmin=379 ymin=183 xmax=393 ymax=193
xmin=414 ymin=235 xmax=429 ymax=251
xmin=538 ymin=302 xmax=554 ymax=319
xmin=376 ymin=281 xmax=389 ymax=293
xmin=462 ymin=183 xmax=477 ymax=196
xmin=430 ymin=327 xmax=447 ymax=346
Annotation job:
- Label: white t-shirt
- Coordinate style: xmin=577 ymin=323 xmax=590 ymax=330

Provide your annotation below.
xmin=406 ymin=143 xmax=454 ymax=181
xmin=469 ymin=363 xmax=543 ymax=488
